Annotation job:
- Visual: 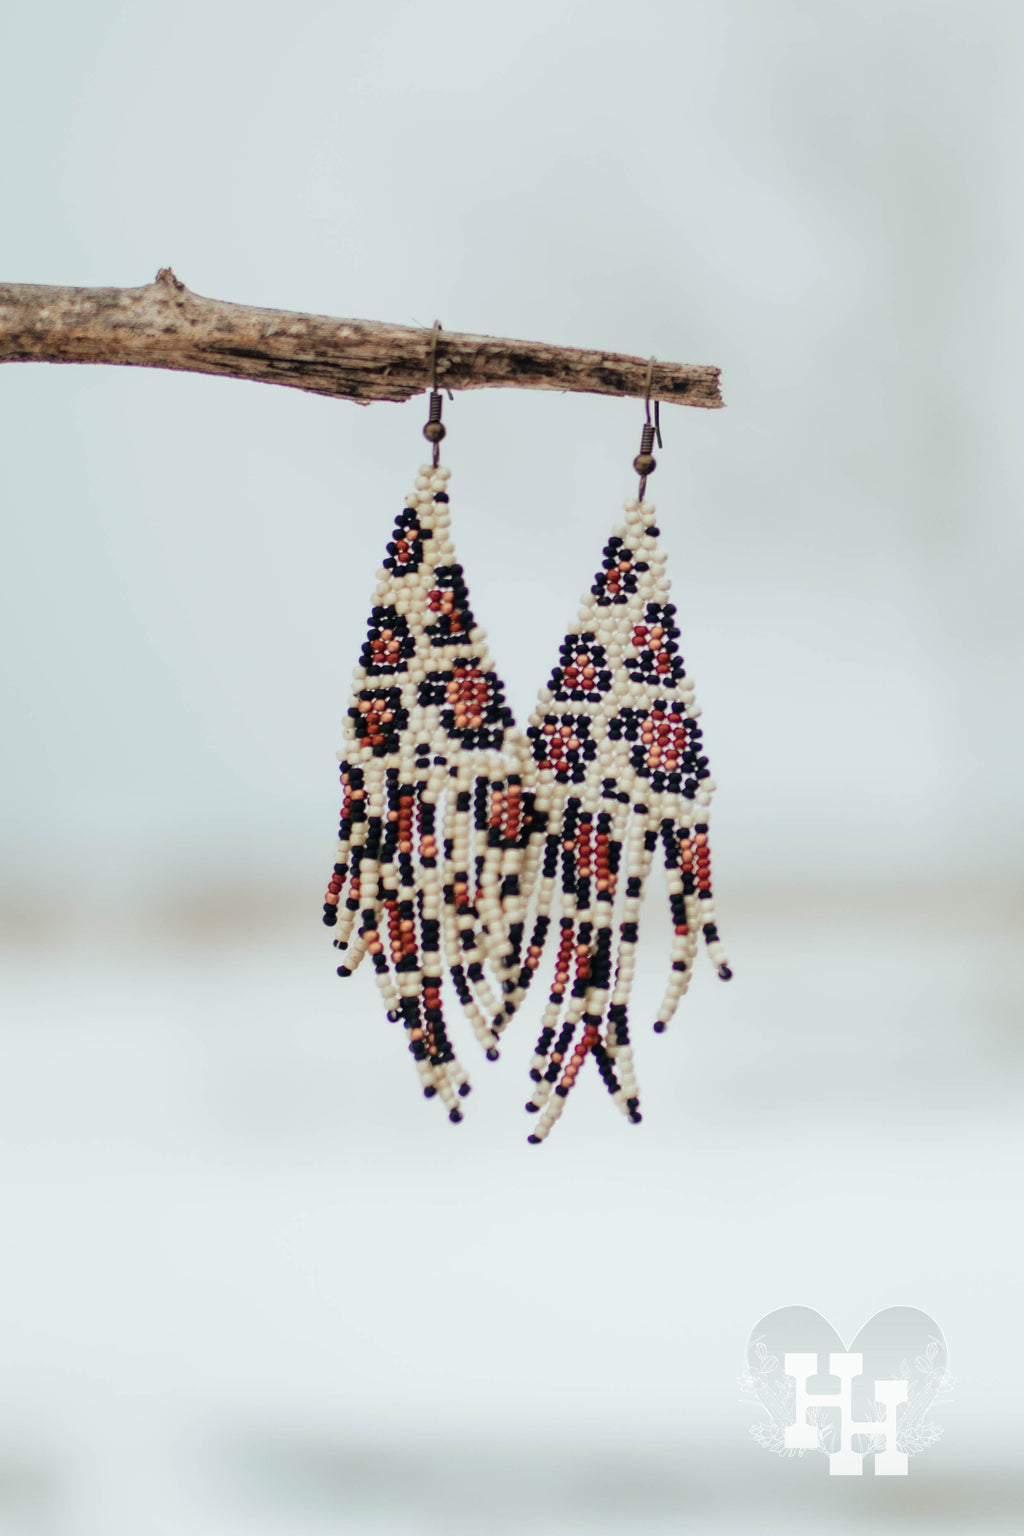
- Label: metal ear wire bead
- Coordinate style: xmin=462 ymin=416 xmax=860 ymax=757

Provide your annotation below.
xmin=423 ymin=392 xmax=446 ymax=446
xmin=633 ymin=422 xmax=657 ymax=479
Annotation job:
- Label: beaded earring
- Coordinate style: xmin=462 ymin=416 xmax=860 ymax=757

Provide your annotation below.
xmin=510 ymin=384 xmax=732 ymax=1143
xmin=322 ymin=332 xmax=535 ymax=1122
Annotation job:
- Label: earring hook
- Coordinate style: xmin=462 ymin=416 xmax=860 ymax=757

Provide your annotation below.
xmin=423 ymin=320 xmax=450 ymax=467
xmin=633 ymin=356 xmax=663 ymax=498
xmin=429 ymin=320 xmax=441 ymax=394
xmin=643 ymin=357 xmax=663 ymax=448
xmin=426 ymin=320 xmax=454 ymax=401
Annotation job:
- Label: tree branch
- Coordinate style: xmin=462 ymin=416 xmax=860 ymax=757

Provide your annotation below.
xmin=0 ymin=269 xmax=723 ymax=409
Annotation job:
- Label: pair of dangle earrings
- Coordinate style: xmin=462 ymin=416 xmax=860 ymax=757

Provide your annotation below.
xmin=322 ymin=343 xmax=731 ymax=1144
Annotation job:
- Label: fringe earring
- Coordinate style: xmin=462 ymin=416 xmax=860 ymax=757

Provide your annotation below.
xmin=322 ymin=329 xmax=533 ymax=1122
xmin=515 ymin=379 xmax=732 ymax=1144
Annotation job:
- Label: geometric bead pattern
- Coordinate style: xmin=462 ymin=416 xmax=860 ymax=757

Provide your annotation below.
xmin=526 ymin=712 xmax=596 ymax=782
xmin=550 ymin=634 xmax=612 ymax=702
xmin=360 ymin=606 xmax=415 ymax=675
xmin=425 ymin=565 xmax=477 ymax=646
xmin=624 ymin=600 xmax=686 ymax=688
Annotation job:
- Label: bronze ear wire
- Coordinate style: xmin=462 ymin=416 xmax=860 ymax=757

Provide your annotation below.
xmin=422 ymin=320 xmax=456 ymax=466
xmin=633 ymin=357 xmax=664 ymax=499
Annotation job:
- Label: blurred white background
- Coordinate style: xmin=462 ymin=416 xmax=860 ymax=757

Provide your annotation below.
xmin=1 ymin=1 xmax=1022 ymax=1531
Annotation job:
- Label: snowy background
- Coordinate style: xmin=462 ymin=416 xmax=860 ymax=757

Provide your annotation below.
xmin=1 ymin=1 xmax=1022 ymax=1531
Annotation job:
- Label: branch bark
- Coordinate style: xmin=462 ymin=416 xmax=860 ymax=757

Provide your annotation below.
xmin=0 ymin=269 xmax=723 ymax=409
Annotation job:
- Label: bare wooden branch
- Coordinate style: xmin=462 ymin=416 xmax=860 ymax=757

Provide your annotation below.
xmin=0 ymin=269 xmax=723 ymax=409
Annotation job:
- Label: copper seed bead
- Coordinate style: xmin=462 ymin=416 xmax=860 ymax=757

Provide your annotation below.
xmin=423 ymin=421 xmax=447 ymax=443
xmin=633 ymin=452 xmax=657 ymax=476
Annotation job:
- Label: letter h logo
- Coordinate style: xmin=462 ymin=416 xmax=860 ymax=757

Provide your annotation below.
xmin=784 ymin=1352 xmax=908 ymax=1475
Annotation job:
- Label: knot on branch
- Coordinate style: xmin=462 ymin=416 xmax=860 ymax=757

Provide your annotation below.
xmin=155 ymin=267 xmax=185 ymax=292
